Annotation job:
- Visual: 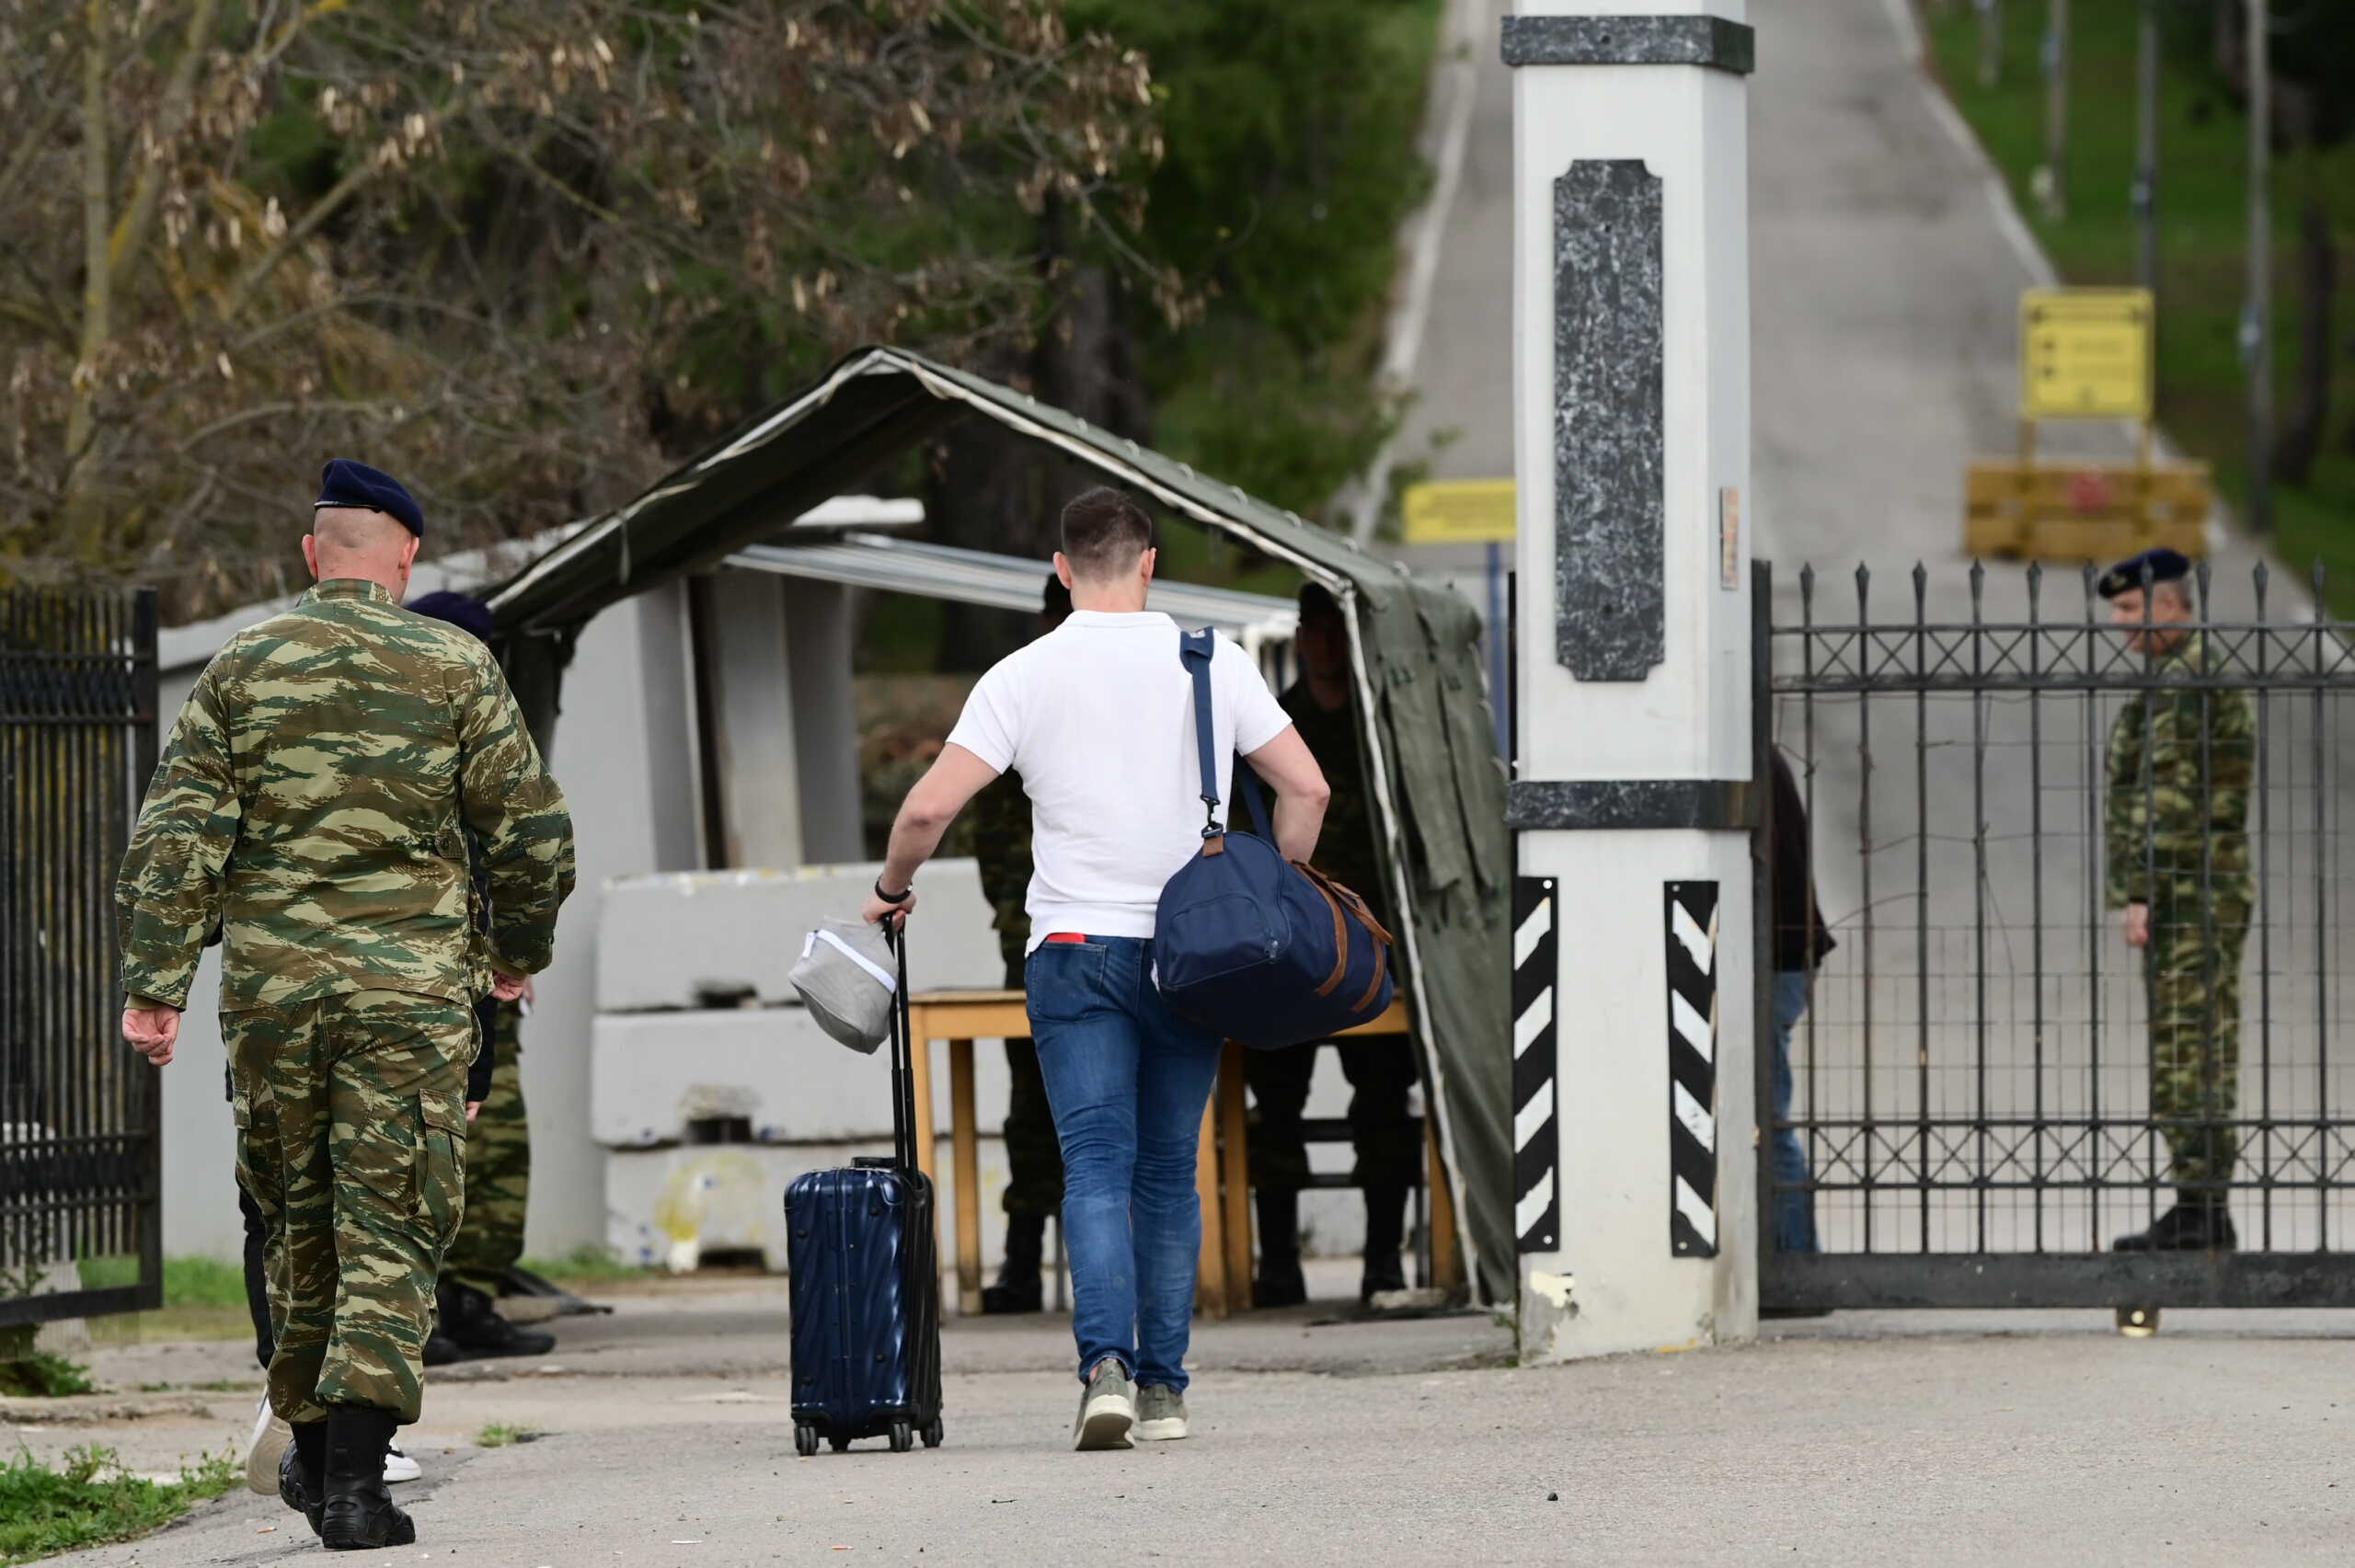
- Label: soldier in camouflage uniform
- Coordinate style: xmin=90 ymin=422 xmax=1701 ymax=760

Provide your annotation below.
xmin=969 ymin=574 xmax=1072 ymax=1313
xmin=403 ymin=590 xmax=552 ymax=1365
xmin=117 ymin=462 xmax=574 ymax=1550
xmin=1246 ymin=584 xmax=1419 ymax=1307
xmin=2099 ymin=548 xmax=2254 ymax=1253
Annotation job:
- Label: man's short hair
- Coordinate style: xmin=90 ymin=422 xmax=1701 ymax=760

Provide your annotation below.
xmin=1298 ymin=582 xmax=1344 ymax=628
xmin=1060 ymin=487 xmax=1155 ymax=580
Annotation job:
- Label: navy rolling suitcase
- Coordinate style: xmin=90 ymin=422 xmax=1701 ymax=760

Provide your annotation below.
xmin=786 ymin=929 xmax=944 ymax=1455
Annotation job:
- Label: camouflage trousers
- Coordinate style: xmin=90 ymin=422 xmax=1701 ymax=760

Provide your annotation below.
xmin=442 ymin=1001 xmax=529 ymax=1297
xmin=2146 ymin=897 xmax=2252 ymax=1191
xmin=1244 ymin=1036 xmax=1422 ymax=1195
xmin=227 ymin=989 xmax=472 ymax=1426
xmin=1002 ymin=958 xmax=1064 ymax=1218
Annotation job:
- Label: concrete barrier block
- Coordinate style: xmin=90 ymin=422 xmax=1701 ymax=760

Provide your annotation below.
xmin=595 ymin=859 xmax=1005 ymax=1011
xmin=592 ymin=1008 xmax=1017 ymax=1147
xmin=602 ymin=1137 xmax=1015 ymax=1276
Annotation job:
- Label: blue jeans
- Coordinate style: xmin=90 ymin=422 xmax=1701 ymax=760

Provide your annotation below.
xmin=1026 ymin=937 xmax=1223 ymax=1391
xmin=1771 ymin=970 xmax=1821 ymax=1254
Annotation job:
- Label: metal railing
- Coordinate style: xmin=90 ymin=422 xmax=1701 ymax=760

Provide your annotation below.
xmin=1755 ymin=559 xmax=2355 ymax=1310
xmin=1 ymin=588 xmax=161 ymax=1326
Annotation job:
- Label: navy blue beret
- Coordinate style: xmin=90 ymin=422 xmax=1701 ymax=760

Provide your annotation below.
xmin=315 ymin=458 xmax=423 ymax=538
xmin=2097 ymin=547 xmax=2191 ymax=600
xmin=405 ymin=589 xmax=494 ymax=644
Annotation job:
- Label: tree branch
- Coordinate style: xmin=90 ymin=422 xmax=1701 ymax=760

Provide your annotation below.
xmin=106 ymin=0 xmax=224 ymax=301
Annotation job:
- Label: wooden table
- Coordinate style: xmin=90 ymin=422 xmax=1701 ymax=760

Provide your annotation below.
xmin=904 ymin=991 xmax=1460 ymax=1318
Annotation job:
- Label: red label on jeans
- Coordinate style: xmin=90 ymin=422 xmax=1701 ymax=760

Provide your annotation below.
xmin=1041 ymin=932 xmax=1091 ymax=944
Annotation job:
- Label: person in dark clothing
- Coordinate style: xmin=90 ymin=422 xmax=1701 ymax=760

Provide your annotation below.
xmin=1766 ymin=749 xmax=1835 ymax=1255
xmin=969 ymin=574 xmax=1073 ymax=1313
xmin=1245 ymin=584 xmax=1419 ymax=1308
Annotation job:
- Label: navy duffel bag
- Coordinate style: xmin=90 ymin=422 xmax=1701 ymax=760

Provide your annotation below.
xmin=1154 ymin=628 xmax=1396 ymax=1048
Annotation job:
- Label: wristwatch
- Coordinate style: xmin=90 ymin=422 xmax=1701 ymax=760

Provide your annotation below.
xmin=874 ymin=876 xmax=913 ymax=906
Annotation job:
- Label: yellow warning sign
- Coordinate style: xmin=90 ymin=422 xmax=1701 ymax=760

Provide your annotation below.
xmin=2020 ymin=288 xmax=2154 ymax=420
xmin=1402 ymin=479 xmax=1516 ymax=544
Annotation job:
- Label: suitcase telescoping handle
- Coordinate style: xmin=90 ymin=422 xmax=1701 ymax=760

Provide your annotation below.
xmin=885 ymin=924 xmax=918 ymax=1173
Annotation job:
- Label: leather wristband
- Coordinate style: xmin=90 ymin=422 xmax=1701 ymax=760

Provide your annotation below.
xmin=874 ymin=876 xmax=913 ymax=906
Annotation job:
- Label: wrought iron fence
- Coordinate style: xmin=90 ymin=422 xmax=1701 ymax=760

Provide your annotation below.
xmin=1 ymin=588 xmax=161 ymax=1326
xmin=1756 ymin=558 xmax=2355 ymax=1310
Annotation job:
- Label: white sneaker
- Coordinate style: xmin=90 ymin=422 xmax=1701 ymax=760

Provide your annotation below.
xmin=1071 ymin=1361 xmax=1135 ymax=1451
xmin=383 ymin=1440 xmax=421 ymax=1484
xmin=242 ymin=1396 xmax=291 ymax=1496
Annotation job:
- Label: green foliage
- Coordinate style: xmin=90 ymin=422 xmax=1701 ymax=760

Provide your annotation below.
xmin=475 ymin=1422 xmax=538 ymax=1448
xmin=0 ymin=1352 xmax=94 ymax=1400
xmin=519 ymin=1244 xmax=653 ymax=1286
xmin=1073 ymin=0 xmax=1442 ymax=520
xmin=1926 ymin=0 xmax=2355 ymax=610
xmin=0 ymin=1445 xmax=236 ymax=1565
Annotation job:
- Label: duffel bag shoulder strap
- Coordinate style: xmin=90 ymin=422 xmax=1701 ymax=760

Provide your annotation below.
xmin=1179 ymin=629 xmax=1223 ymax=847
xmin=1179 ymin=627 xmax=1276 ymax=847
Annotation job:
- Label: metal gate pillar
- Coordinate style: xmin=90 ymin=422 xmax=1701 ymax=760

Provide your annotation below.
xmin=1504 ymin=4 xmax=1758 ymax=1361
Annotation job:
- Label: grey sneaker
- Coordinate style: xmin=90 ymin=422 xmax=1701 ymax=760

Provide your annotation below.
xmin=1072 ymin=1360 xmax=1136 ymax=1450
xmin=1134 ymin=1384 xmax=1189 ymax=1442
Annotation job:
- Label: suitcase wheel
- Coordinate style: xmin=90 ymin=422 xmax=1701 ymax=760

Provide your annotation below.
xmin=829 ymin=1432 xmax=853 ymax=1453
xmin=887 ymin=1419 xmax=913 ymax=1454
xmin=921 ymin=1416 xmax=944 ymax=1449
xmin=793 ymin=1423 xmax=819 ymax=1459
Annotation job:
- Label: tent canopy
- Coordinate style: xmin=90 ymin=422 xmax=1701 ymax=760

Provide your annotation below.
xmin=485 ymin=346 xmax=1512 ymax=1305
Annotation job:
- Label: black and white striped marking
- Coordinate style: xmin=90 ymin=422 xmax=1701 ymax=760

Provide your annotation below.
xmin=1513 ymin=877 xmax=1560 ymax=1253
xmin=1664 ymin=882 xmax=1718 ymax=1258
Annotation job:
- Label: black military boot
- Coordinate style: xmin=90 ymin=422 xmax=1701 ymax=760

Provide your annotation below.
xmin=2111 ymin=1193 xmax=2237 ymax=1253
xmin=1358 ymin=1185 xmax=1410 ymax=1305
xmin=436 ymin=1281 xmax=555 ymax=1359
xmin=421 ymin=1330 xmax=463 ymax=1367
xmin=982 ymin=1213 xmax=1047 ymax=1314
xmin=1253 ymin=1189 xmax=1307 ymax=1308
xmin=281 ymin=1419 xmax=327 ymax=1537
xmin=318 ymin=1405 xmax=413 ymax=1551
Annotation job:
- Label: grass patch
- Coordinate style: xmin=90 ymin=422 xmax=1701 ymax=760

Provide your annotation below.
xmin=474 ymin=1422 xmax=538 ymax=1448
xmin=75 ymin=1255 xmax=247 ymax=1310
xmin=0 ymin=1445 xmax=236 ymax=1566
xmin=0 ymin=1353 xmax=95 ymax=1400
xmin=1924 ymin=2 xmax=2355 ymax=609
xmin=518 ymin=1244 xmax=654 ymax=1287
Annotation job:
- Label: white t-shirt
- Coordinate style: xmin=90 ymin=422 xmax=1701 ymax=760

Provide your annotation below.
xmin=946 ymin=610 xmax=1293 ymax=951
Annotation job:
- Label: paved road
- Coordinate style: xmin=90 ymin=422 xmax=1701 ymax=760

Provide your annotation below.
xmin=24 ymin=1289 xmax=2355 ymax=1568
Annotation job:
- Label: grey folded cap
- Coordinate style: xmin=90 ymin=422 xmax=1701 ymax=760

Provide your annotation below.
xmin=790 ymin=920 xmax=897 ymax=1054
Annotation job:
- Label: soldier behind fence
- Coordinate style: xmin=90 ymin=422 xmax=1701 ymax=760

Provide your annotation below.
xmin=2099 ymin=548 xmax=2254 ymax=1253
xmin=1245 ymin=583 xmax=1419 ymax=1308
xmin=117 ymin=462 xmax=575 ymax=1550
xmin=971 ymin=572 xmax=1073 ymax=1312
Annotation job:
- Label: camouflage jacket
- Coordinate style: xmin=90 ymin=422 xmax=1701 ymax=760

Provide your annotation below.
xmin=1280 ymin=680 xmax=1388 ymax=930
xmin=117 ymin=578 xmax=576 ymax=1011
xmin=970 ymin=770 xmax=1032 ymax=970
xmin=2104 ymin=633 xmax=2254 ymax=911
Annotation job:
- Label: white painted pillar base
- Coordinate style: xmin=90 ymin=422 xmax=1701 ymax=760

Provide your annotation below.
xmin=1508 ymin=1 xmax=1758 ymax=1362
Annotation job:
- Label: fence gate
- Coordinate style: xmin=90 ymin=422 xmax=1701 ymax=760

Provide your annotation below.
xmin=1756 ymin=559 xmax=2355 ymax=1311
xmin=1 ymin=588 xmax=161 ymax=1327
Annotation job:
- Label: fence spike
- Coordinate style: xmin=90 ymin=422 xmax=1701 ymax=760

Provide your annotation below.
xmin=2254 ymin=558 xmax=2269 ymax=623
xmin=1969 ymin=558 xmax=1985 ymax=622
xmin=1855 ymin=562 xmax=1871 ymax=617
xmin=2026 ymin=560 xmax=2043 ymax=622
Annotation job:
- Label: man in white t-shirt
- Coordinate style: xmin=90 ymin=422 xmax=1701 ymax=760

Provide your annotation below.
xmin=862 ymin=486 xmax=1329 ymax=1451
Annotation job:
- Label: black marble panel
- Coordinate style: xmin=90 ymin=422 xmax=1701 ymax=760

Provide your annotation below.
xmin=1555 ymin=159 xmax=1663 ymax=681
xmin=1505 ymin=779 xmax=1755 ymax=832
xmin=1501 ymin=14 xmax=1756 ymax=74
